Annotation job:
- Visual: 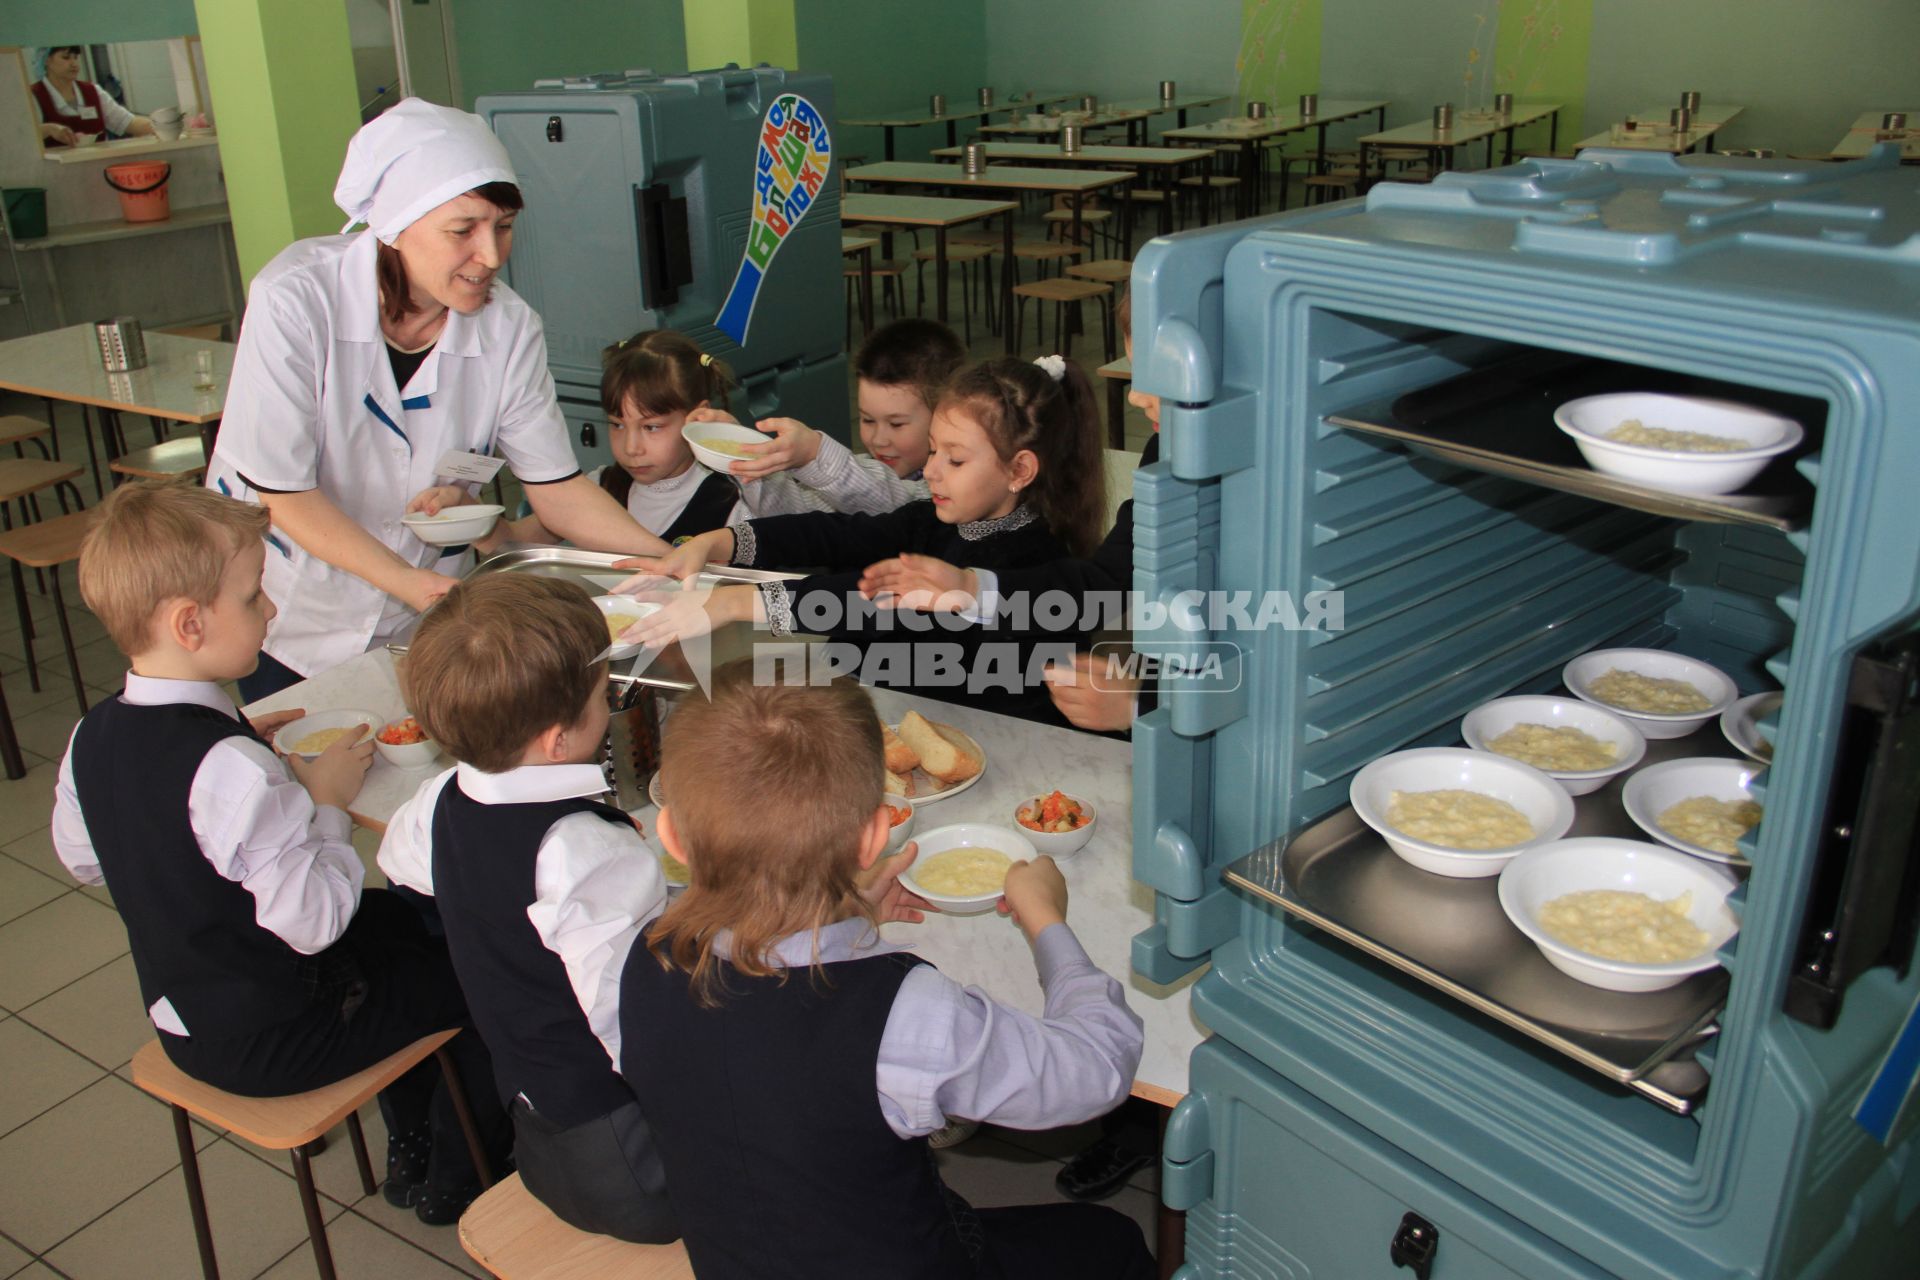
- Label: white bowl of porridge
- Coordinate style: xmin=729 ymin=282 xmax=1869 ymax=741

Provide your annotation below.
xmin=401 ymin=503 xmax=504 ymax=547
xmin=592 ymin=595 xmax=664 ymax=661
xmin=683 ymin=421 xmax=774 ymax=474
xmin=1562 ymin=648 xmax=1737 ymax=739
xmin=1498 ymin=837 xmax=1740 ymax=992
xmin=900 ymin=822 xmax=1037 ymax=914
xmin=1554 ymin=393 xmax=1803 ymax=495
xmin=272 ymin=709 xmax=383 ymax=759
xmin=1349 ymin=748 xmax=1574 ymax=879
xmin=1461 ymin=695 xmax=1646 ymax=796
xmin=1720 ymin=690 xmax=1783 ymax=763
xmin=1622 ymin=757 xmax=1766 ymax=867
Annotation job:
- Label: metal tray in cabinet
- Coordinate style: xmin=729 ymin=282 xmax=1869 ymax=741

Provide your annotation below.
xmin=1223 ymin=732 xmax=1749 ymax=1115
xmin=464 ymin=545 xmax=803 ymax=695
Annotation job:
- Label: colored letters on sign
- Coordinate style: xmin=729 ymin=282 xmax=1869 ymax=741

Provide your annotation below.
xmin=716 ymin=94 xmax=832 ymax=346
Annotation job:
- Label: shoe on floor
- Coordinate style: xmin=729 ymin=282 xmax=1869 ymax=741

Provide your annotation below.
xmin=1055 ymin=1135 xmax=1153 ymax=1202
xmin=382 ymin=1127 xmax=431 ymax=1208
xmin=927 ymin=1118 xmax=981 ymax=1149
xmin=414 ymin=1181 xmax=483 ymax=1226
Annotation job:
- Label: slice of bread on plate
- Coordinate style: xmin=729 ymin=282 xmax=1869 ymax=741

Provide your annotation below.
xmin=885 ymin=768 xmax=915 ymax=797
xmin=882 ymin=723 xmax=921 ymax=775
xmin=897 ymin=710 xmax=982 ymax=784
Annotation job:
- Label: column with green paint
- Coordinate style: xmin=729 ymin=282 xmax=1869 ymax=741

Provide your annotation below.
xmin=1239 ymin=0 xmax=1324 ymax=156
xmin=193 ymin=0 xmax=360 ymax=283
xmin=683 ymin=0 xmax=798 ymax=70
xmin=1492 ymin=0 xmax=1592 ymax=151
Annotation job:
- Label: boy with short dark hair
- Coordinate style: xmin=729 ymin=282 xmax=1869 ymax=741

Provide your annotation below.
xmin=52 ymin=479 xmax=506 ymax=1225
xmin=713 ymin=317 xmax=968 ymax=515
xmin=377 ymin=574 xmax=677 ymax=1244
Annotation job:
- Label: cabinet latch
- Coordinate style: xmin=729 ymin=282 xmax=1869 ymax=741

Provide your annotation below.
xmin=1390 ymin=1211 xmax=1439 ymax=1279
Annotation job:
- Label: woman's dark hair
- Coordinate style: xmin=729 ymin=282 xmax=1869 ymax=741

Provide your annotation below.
xmin=375 ymin=181 xmax=524 ymax=325
xmin=46 ymin=46 xmax=85 ymax=61
xmin=939 ymin=357 xmax=1106 ymax=558
xmin=599 ymin=329 xmax=734 ymax=419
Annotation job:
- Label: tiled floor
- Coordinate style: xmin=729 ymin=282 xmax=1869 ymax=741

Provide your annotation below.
xmin=0 ymin=371 xmax=1163 ymax=1276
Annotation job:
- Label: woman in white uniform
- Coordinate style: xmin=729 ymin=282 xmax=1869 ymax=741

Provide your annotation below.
xmin=208 ymin=100 xmax=667 ymax=700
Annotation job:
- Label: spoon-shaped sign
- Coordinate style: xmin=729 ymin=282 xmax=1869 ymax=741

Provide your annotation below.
xmin=715 ymin=93 xmax=831 ymax=346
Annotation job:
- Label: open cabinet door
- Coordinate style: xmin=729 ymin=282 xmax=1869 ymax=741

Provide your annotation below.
xmin=392 ymin=0 xmax=461 ymax=109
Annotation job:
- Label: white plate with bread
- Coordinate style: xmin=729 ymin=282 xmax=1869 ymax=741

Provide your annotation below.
xmin=883 ymin=710 xmax=987 ymax=804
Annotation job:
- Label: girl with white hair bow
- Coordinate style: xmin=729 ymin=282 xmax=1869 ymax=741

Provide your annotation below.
xmin=207 ymin=99 xmax=669 ymax=700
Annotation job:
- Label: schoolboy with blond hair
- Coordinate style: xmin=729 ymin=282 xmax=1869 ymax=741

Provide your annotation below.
xmin=377 ymin=574 xmax=677 ymax=1244
xmin=52 ymin=479 xmax=507 ymax=1225
xmin=590 ymin=661 xmax=1154 ymax=1279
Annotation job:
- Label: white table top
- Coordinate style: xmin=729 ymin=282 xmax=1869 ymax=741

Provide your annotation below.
xmin=849 ymin=161 xmax=1135 ymax=194
xmin=929 ymin=142 xmax=1207 ymax=168
xmin=0 ymin=324 xmax=232 ymax=423
xmin=1165 ymin=99 xmax=1389 ymax=144
xmin=245 ymin=648 xmax=1206 ymax=1104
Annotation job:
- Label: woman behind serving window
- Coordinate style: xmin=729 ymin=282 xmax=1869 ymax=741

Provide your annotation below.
xmin=206 ymin=99 xmax=668 ymax=701
xmin=32 ymin=45 xmax=154 ymax=147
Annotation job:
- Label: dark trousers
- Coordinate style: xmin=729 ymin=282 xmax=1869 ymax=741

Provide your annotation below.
xmin=157 ymin=889 xmax=511 ymax=1189
xmin=236 ymin=649 xmax=306 ymax=705
xmin=511 ymin=1097 xmax=679 ymax=1244
xmin=977 ymin=1202 xmax=1156 ymax=1280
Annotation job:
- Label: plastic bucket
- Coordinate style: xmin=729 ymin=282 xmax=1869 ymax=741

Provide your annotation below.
xmin=2 ymin=187 xmax=47 ymax=240
xmin=104 ymin=162 xmax=171 ymax=223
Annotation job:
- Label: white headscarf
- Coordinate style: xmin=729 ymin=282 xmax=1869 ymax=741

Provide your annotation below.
xmin=334 ymin=99 xmax=517 ymax=244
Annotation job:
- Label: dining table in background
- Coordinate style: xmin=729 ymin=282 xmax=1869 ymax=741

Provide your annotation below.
xmin=1097 ymin=355 xmax=1132 ymax=449
xmin=1357 ymin=101 xmax=1564 ymax=190
xmin=1829 ymin=110 xmax=1919 ymax=161
xmin=846 ymin=159 xmax=1137 ymax=277
xmin=841 ymin=233 xmax=880 ymax=337
xmin=1103 ymin=93 xmax=1232 ymax=138
xmin=841 ymin=191 xmax=1020 ymax=351
xmin=928 ymin=141 xmax=1208 ymax=236
xmin=978 ymin=107 xmax=1156 ymax=144
xmin=1573 ymin=103 xmax=1745 ymax=155
xmin=840 ymin=102 xmax=1004 ymax=160
xmin=1165 ymin=99 xmax=1390 ymax=217
xmin=0 ymin=323 xmax=230 ymax=498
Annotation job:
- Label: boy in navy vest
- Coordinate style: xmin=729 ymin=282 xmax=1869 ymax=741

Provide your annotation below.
xmin=51 ymin=480 xmax=509 ymax=1226
xmin=597 ymin=661 xmax=1155 ymax=1279
xmin=377 ymin=574 xmax=677 ymax=1243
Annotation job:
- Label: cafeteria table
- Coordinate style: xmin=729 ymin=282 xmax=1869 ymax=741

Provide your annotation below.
xmin=841 ymin=233 xmax=880 ymax=336
xmin=929 ymin=141 xmax=1210 ymax=236
xmin=978 ymin=107 xmax=1155 ymax=143
xmin=1830 ymin=110 xmax=1918 ymax=161
xmin=1165 ymin=99 xmax=1390 ymax=217
xmin=841 ymin=192 xmax=1019 ymax=351
xmin=245 ymin=646 xmax=1210 ymax=1110
xmin=1574 ymin=104 xmax=1745 ymax=155
xmin=1103 ymin=94 xmax=1231 ymax=139
xmin=1357 ymin=102 xmax=1562 ymax=189
xmin=840 ymin=102 xmax=1002 ymax=161
xmin=0 ymin=324 xmax=231 ymax=497
xmin=1097 ymin=355 xmax=1132 ymax=449
xmin=847 ymin=160 xmax=1136 ymax=262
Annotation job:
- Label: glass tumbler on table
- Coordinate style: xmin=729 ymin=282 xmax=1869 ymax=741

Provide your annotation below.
xmin=191 ymin=349 xmax=217 ymax=390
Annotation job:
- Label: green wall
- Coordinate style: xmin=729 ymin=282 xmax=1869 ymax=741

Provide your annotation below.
xmin=797 ymin=0 xmax=988 ymax=163
xmin=451 ymin=0 xmax=688 ymax=105
xmin=7 ymin=0 xmax=198 ymax=45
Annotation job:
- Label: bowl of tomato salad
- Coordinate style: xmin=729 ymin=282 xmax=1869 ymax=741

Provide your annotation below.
xmin=1014 ymin=790 xmax=1095 ymax=859
xmin=373 ymin=715 xmax=440 ymax=768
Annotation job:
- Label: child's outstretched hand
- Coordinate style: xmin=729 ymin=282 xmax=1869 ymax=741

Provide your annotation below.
xmin=861 ymin=845 xmax=931 ymax=925
xmin=997 ymin=856 xmax=1067 ymax=941
xmin=612 ymin=528 xmax=734 ymax=585
xmin=1043 ymin=652 xmax=1141 ymax=734
xmin=858 ymin=554 xmax=978 ymax=612
xmin=725 ymin=417 xmax=823 ymax=481
xmin=287 ymin=726 xmax=375 ymax=812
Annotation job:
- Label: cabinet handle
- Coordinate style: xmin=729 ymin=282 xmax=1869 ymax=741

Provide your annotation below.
xmin=1389 ymin=1212 xmax=1439 ymax=1279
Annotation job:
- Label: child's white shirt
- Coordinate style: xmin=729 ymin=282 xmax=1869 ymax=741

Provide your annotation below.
xmin=50 ymin=673 xmax=364 ymax=1035
xmin=378 ymin=762 xmax=667 ymax=1068
xmin=737 ymin=434 xmax=928 ymax=517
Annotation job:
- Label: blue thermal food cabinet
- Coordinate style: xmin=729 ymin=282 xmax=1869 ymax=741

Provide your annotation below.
xmin=479 ymin=65 xmax=847 ymax=471
xmin=1127 ymin=147 xmax=1920 ymax=1277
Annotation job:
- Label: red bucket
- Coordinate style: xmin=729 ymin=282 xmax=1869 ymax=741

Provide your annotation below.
xmin=104 ymin=161 xmax=172 ymax=223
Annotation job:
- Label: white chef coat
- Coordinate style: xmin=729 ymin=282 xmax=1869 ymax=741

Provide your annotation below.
xmin=206 ymin=230 xmax=581 ymax=677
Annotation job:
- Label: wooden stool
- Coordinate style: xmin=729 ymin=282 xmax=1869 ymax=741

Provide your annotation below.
xmin=110 ymin=437 xmax=208 ymax=484
xmin=0 ymin=505 xmax=94 ymax=715
xmin=1043 ymin=206 xmax=1115 ymax=253
xmin=1303 ymin=170 xmax=1360 ymax=205
xmin=0 ymin=415 xmax=53 ymax=462
xmin=459 ymin=1172 xmax=695 ymax=1279
xmin=1010 ymin=241 xmax=1084 ymax=288
xmin=913 ymin=243 xmax=998 ymax=342
xmin=0 ymin=456 xmax=82 ymax=528
xmin=1177 ymin=174 xmax=1239 ymax=225
xmin=1011 ymin=277 xmax=1114 ymax=361
xmin=131 ymin=1031 xmax=493 ymax=1280
xmin=1066 ymin=259 xmax=1133 ymax=288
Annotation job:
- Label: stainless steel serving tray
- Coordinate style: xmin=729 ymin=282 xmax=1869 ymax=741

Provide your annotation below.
xmin=1224 ymin=730 xmax=1749 ymax=1115
xmin=465 ymin=545 xmax=805 ymax=695
xmin=1324 ymin=352 xmax=1820 ymax=533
